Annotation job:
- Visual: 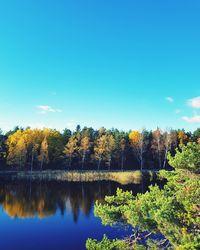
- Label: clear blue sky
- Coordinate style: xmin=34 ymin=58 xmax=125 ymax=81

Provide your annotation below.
xmin=0 ymin=0 xmax=200 ymax=132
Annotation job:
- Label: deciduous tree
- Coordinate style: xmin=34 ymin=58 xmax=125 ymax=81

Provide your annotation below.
xmin=178 ymin=130 xmax=188 ymax=145
xmin=38 ymin=137 xmax=49 ymax=171
xmin=79 ymin=135 xmax=91 ymax=170
xmin=151 ymin=128 xmax=164 ymax=169
xmin=63 ymin=135 xmax=78 ymax=168
xmin=129 ymin=130 xmax=147 ymax=170
xmin=94 ymin=135 xmax=107 ymax=170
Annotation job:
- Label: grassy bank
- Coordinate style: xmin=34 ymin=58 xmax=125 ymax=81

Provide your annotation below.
xmin=0 ymin=170 xmax=156 ymax=185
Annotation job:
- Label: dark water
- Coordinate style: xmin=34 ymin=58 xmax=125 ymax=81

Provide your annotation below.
xmin=0 ymin=178 xmax=161 ymax=250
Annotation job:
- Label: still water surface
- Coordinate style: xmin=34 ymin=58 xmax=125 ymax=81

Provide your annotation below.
xmin=0 ymin=179 xmax=159 ymax=250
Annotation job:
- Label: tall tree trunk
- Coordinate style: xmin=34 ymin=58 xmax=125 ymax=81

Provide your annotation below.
xmin=81 ymin=154 xmax=85 ymax=171
xmin=121 ymin=153 xmax=124 ymax=171
xmin=20 ymin=152 xmax=22 ymax=169
xmin=108 ymin=158 xmax=111 ymax=171
xmin=159 ymin=152 xmax=161 ymax=169
xmin=31 ymin=150 xmax=34 ymax=173
xmin=141 ymin=156 xmax=143 ymax=171
xmin=140 ymin=146 xmax=143 ymax=171
xmin=40 ymin=156 xmax=43 ymax=171
xmin=163 ymin=149 xmax=168 ymax=169
xmin=98 ymin=158 xmax=102 ymax=171
xmin=158 ymin=142 xmax=161 ymax=169
xmin=69 ymin=155 xmax=72 ymax=169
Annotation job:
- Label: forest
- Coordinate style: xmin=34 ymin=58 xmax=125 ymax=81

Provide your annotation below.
xmin=0 ymin=125 xmax=200 ymax=171
xmin=1 ymin=126 xmax=200 ymax=249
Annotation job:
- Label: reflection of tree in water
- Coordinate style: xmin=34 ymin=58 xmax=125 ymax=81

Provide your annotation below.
xmin=0 ymin=178 xmax=158 ymax=222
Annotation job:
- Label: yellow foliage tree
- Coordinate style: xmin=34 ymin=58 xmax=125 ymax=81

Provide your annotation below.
xmin=151 ymin=128 xmax=164 ymax=169
xmin=129 ymin=130 xmax=146 ymax=170
xmin=79 ymin=136 xmax=90 ymax=170
xmin=94 ymin=135 xmax=107 ymax=170
xmin=178 ymin=130 xmax=188 ymax=145
xmin=6 ymin=130 xmax=27 ymax=168
xmin=63 ymin=135 xmax=78 ymax=168
xmin=38 ymin=137 xmax=49 ymax=171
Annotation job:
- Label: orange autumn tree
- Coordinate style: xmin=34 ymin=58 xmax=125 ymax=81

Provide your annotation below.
xmin=129 ymin=130 xmax=146 ymax=170
xmin=178 ymin=130 xmax=188 ymax=145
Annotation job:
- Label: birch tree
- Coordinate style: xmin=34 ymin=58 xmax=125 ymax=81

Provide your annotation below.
xmin=105 ymin=134 xmax=115 ymax=170
xmin=79 ymin=135 xmax=90 ymax=170
xmin=119 ymin=138 xmax=126 ymax=171
xmin=63 ymin=135 xmax=78 ymax=168
xmin=129 ymin=130 xmax=146 ymax=170
xmin=38 ymin=137 xmax=49 ymax=171
xmin=151 ymin=128 xmax=164 ymax=169
xmin=94 ymin=135 xmax=107 ymax=170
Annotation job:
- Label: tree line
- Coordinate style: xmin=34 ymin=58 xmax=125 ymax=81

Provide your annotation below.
xmin=0 ymin=125 xmax=200 ymax=171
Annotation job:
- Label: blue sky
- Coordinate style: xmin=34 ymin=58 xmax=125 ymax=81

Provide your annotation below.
xmin=0 ymin=0 xmax=200 ymax=132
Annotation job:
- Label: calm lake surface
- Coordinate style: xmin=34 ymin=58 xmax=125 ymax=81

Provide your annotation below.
xmin=0 ymin=178 xmax=161 ymax=250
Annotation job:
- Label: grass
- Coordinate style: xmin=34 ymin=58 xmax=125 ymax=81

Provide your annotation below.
xmin=61 ymin=170 xmax=143 ymax=184
xmin=3 ymin=170 xmax=147 ymax=185
xmin=4 ymin=170 xmax=148 ymax=185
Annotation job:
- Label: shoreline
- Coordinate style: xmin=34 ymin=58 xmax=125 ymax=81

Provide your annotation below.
xmin=0 ymin=170 xmax=158 ymax=184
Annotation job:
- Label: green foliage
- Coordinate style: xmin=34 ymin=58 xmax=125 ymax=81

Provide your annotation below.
xmin=0 ymin=129 xmax=6 ymax=161
xmin=87 ymin=170 xmax=200 ymax=249
xmin=86 ymin=235 xmax=130 ymax=250
xmin=193 ymin=128 xmax=200 ymax=142
xmin=168 ymin=142 xmax=200 ymax=172
xmin=47 ymin=130 xmax=64 ymax=163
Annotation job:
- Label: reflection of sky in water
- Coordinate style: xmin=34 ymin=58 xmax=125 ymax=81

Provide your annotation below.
xmin=0 ymin=180 xmax=158 ymax=250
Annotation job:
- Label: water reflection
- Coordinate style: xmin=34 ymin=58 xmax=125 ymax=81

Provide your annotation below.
xmin=0 ymin=178 xmax=159 ymax=222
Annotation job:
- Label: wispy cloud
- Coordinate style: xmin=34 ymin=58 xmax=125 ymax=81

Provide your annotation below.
xmin=182 ymin=115 xmax=200 ymax=123
xmin=187 ymin=96 xmax=200 ymax=108
xmin=66 ymin=120 xmax=75 ymax=129
xmin=166 ymin=97 xmax=174 ymax=103
xmin=37 ymin=105 xmax=62 ymax=114
xmin=175 ymin=109 xmax=181 ymax=114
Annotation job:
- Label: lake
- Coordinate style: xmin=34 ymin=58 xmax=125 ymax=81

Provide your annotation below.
xmin=0 ymin=178 xmax=162 ymax=250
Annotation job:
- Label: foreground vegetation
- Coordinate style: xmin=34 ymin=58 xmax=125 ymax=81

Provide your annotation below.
xmin=0 ymin=126 xmax=200 ymax=171
xmin=86 ymin=142 xmax=200 ymax=249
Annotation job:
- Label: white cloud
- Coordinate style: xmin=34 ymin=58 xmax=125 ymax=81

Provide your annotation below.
xmin=182 ymin=115 xmax=200 ymax=123
xmin=37 ymin=105 xmax=62 ymax=114
xmin=187 ymin=96 xmax=200 ymax=108
xmin=166 ymin=97 xmax=174 ymax=103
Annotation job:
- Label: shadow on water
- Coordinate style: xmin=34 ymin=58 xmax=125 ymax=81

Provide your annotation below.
xmin=0 ymin=177 xmax=166 ymax=250
xmin=0 ymin=177 xmax=164 ymax=222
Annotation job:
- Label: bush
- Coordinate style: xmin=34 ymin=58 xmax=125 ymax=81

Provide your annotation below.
xmin=167 ymin=142 xmax=200 ymax=173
